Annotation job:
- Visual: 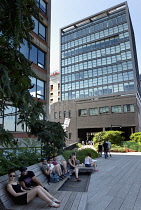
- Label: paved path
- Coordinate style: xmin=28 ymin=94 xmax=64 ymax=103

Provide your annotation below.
xmin=87 ymin=152 xmax=141 ymax=210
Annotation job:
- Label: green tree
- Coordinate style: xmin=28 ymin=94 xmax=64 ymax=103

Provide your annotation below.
xmin=130 ymin=132 xmax=141 ymax=143
xmin=0 ymin=0 xmax=44 ymax=147
xmin=93 ymin=130 xmax=124 ymax=145
xmin=29 ymin=120 xmax=66 ymax=157
xmin=0 ymin=0 xmax=67 ymax=154
xmin=130 ymin=132 xmax=141 ymax=150
xmin=93 ymin=131 xmax=106 ymax=144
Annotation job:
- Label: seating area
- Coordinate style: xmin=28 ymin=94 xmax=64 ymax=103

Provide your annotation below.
xmin=0 ymin=159 xmax=91 ymax=210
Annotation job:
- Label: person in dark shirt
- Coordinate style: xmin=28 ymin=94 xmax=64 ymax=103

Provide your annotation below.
xmin=98 ymin=142 xmax=103 ymax=157
xmin=103 ymin=140 xmax=108 ymax=159
xmin=19 ymin=166 xmax=44 ymax=190
xmin=7 ymin=169 xmax=60 ymax=207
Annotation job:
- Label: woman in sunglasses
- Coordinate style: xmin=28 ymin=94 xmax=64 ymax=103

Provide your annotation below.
xmin=7 ymin=169 xmax=60 ymax=208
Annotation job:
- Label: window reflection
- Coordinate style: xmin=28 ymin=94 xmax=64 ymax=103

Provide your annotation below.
xmin=29 ymin=77 xmax=45 ymax=100
xmin=32 ymin=16 xmax=46 ymax=40
xmin=4 ymin=106 xmax=16 ymax=131
xmin=20 ymin=41 xmax=45 ymax=69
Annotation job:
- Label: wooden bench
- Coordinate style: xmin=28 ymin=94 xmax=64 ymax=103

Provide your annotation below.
xmin=77 ymin=165 xmax=94 ymax=173
xmin=0 ymin=162 xmax=88 ymax=210
xmin=0 ymin=163 xmax=67 ymax=210
xmin=57 ymin=155 xmax=95 ymax=173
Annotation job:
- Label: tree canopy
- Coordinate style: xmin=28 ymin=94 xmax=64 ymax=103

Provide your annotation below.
xmin=93 ymin=130 xmax=125 ymax=145
xmin=0 ymin=0 xmax=66 ymax=153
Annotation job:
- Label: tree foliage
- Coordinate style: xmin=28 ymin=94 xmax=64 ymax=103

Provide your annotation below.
xmin=29 ymin=120 xmax=66 ymax=157
xmin=0 ymin=0 xmax=45 ymax=147
xmin=62 ymin=148 xmax=98 ymax=164
xmin=0 ymin=0 xmax=67 ymax=154
xmin=93 ymin=130 xmax=125 ymax=145
xmin=0 ymin=0 xmax=39 ymax=48
xmin=130 ymin=132 xmax=141 ymax=143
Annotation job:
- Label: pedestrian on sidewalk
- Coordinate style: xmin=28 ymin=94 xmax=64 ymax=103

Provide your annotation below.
xmin=98 ymin=142 xmax=102 ymax=157
xmin=103 ymin=140 xmax=108 ymax=159
xmin=106 ymin=140 xmax=112 ymax=157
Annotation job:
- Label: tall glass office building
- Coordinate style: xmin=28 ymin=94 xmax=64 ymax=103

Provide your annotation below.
xmin=60 ymin=2 xmax=140 ymax=101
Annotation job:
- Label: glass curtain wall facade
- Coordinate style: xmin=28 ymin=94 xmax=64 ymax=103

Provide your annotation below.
xmin=61 ymin=2 xmax=140 ymax=101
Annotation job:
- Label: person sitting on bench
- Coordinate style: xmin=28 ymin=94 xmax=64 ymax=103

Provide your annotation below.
xmin=47 ymin=157 xmax=64 ymax=180
xmin=67 ymin=154 xmax=81 ymax=182
xmin=41 ymin=158 xmax=51 ymax=184
xmin=7 ymin=169 xmax=60 ymax=208
xmin=19 ymin=166 xmax=45 ymax=190
xmin=52 ymin=155 xmax=68 ymax=176
xmin=84 ymin=153 xmax=98 ymax=171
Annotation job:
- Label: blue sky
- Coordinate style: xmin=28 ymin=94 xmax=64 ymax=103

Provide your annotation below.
xmin=50 ymin=0 xmax=141 ymax=73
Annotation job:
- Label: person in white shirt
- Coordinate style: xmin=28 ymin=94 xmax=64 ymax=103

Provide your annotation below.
xmin=84 ymin=153 xmax=98 ymax=171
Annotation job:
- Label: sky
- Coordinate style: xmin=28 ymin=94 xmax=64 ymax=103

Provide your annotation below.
xmin=50 ymin=0 xmax=141 ymax=73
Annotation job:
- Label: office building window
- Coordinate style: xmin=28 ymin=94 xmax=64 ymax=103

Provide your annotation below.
xmin=36 ymin=0 xmax=47 ymax=14
xmin=59 ymin=111 xmax=61 ymax=119
xmin=89 ymin=108 xmax=98 ymax=116
xmin=20 ymin=40 xmax=45 ymax=69
xmin=69 ymin=133 xmax=72 ymax=139
xmin=1 ymin=106 xmax=26 ymax=132
xmin=37 ymin=79 xmax=45 ymax=99
xmin=50 ymin=85 xmax=53 ymax=91
xmin=54 ymin=112 xmax=57 ymax=119
xmin=32 ymin=16 xmax=46 ymax=40
xmin=111 ymin=105 xmax=122 ymax=113
xmin=64 ymin=111 xmax=66 ymax=118
xmin=58 ymin=83 xmax=60 ymax=90
xmin=99 ymin=107 xmax=109 ymax=114
xmin=69 ymin=110 xmax=71 ymax=118
xmin=29 ymin=77 xmax=45 ymax=100
xmin=78 ymin=109 xmax=87 ymax=116
xmin=123 ymin=104 xmax=134 ymax=112
xmin=4 ymin=106 xmax=16 ymax=131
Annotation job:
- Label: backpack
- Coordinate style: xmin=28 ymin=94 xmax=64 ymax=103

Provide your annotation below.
xmin=50 ymin=171 xmax=60 ymax=183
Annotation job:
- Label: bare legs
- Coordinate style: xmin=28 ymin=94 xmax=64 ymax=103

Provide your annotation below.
xmin=91 ymin=162 xmax=97 ymax=170
xmin=61 ymin=161 xmax=67 ymax=174
xmin=27 ymin=186 xmax=58 ymax=205
xmin=74 ymin=167 xmax=79 ymax=179
xmin=54 ymin=165 xmax=62 ymax=176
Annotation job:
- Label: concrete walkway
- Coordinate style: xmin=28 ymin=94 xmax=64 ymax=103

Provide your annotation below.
xmin=87 ymin=152 xmax=141 ymax=210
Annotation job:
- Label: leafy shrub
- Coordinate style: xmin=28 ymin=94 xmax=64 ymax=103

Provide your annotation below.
xmin=62 ymin=148 xmax=98 ymax=164
xmin=0 ymin=147 xmax=41 ymax=176
xmin=121 ymin=141 xmax=140 ymax=152
xmin=76 ymin=143 xmax=82 ymax=148
xmin=93 ymin=130 xmax=124 ymax=145
xmin=130 ymin=132 xmax=141 ymax=143
xmin=110 ymin=144 xmax=126 ymax=152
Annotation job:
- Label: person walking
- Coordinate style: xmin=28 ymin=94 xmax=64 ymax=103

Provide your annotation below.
xmin=98 ymin=142 xmax=103 ymax=157
xmin=106 ymin=140 xmax=112 ymax=157
xmin=103 ymin=140 xmax=108 ymax=159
